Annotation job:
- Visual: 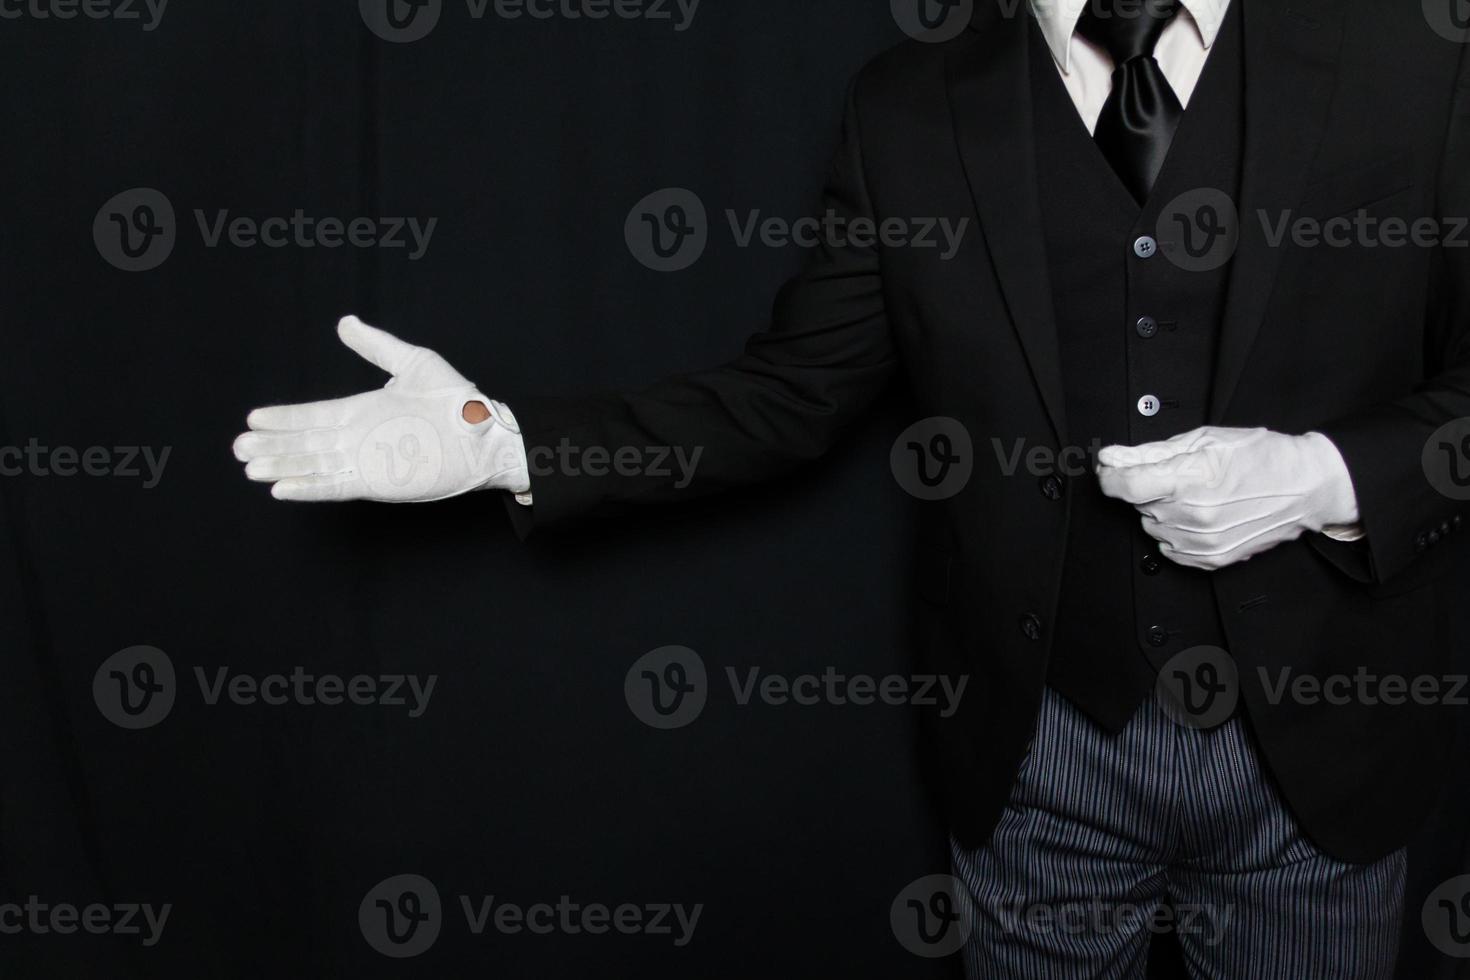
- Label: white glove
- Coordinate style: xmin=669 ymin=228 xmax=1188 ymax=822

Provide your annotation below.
xmin=1096 ymin=426 xmax=1362 ymax=572
xmin=233 ymin=316 xmax=530 ymax=503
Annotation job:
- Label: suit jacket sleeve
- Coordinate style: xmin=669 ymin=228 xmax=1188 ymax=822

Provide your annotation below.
xmin=502 ymin=83 xmax=895 ymax=537
xmin=1317 ymin=45 xmax=1470 ymax=585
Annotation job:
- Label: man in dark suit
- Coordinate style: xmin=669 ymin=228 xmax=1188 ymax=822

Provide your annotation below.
xmin=233 ymin=0 xmax=1470 ymax=974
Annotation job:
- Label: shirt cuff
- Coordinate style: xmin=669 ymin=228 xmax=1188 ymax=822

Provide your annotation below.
xmin=1321 ymin=523 xmax=1366 ymax=543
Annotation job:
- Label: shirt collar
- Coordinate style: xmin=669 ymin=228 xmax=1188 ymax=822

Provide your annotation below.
xmin=1029 ymin=0 xmax=1229 ymax=75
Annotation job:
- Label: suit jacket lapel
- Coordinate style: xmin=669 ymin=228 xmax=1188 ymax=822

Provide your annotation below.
xmin=947 ymin=1 xmax=1068 ymax=445
xmin=1209 ymin=0 xmax=1347 ymax=421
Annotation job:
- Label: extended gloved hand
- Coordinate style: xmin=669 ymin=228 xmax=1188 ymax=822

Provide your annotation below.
xmin=233 ymin=316 xmax=529 ymax=502
xmin=1096 ymin=426 xmax=1362 ymax=572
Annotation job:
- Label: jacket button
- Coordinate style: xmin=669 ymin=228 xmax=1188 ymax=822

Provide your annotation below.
xmin=1429 ymin=529 xmax=1443 ymax=546
xmin=1454 ymin=515 xmax=1464 ymax=530
xmin=1416 ymin=532 xmax=1429 ymax=552
xmin=1439 ymin=520 xmax=1452 ymax=536
xmin=1147 ymin=625 xmax=1169 ymax=647
xmin=1133 ymin=236 xmax=1158 ymax=258
xmin=1141 ymin=554 xmax=1163 ymax=576
xmin=1019 ymin=613 xmax=1043 ymax=641
xmin=1039 ymin=475 xmax=1065 ymax=500
xmin=1135 ymin=316 xmax=1159 ymax=339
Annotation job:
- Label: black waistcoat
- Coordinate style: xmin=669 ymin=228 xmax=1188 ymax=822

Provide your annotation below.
xmin=1033 ymin=3 xmax=1244 ymax=732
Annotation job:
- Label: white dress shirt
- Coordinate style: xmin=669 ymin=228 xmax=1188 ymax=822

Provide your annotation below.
xmin=1030 ymin=0 xmax=1232 ymax=134
xmin=1029 ymin=0 xmax=1364 ymax=544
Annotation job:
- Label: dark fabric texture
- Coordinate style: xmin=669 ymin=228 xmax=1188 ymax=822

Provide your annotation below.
xmin=4 ymin=1 xmax=1470 ymax=978
xmin=512 ymin=0 xmax=1470 ymax=868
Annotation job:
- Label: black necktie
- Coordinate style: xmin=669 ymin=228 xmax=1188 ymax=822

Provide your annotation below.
xmin=1076 ymin=0 xmax=1184 ymax=204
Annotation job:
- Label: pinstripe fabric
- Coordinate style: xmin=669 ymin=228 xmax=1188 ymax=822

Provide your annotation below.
xmin=950 ymin=688 xmax=1406 ymax=979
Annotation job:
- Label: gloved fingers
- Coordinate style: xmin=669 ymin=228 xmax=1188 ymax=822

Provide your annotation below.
xmin=1158 ymin=541 xmax=1230 ymax=572
xmin=1144 ymin=514 xmax=1247 ymax=570
xmin=1139 ymin=516 xmax=1212 ymax=560
xmin=234 ymin=428 xmax=345 ymax=461
xmin=243 ymin=452 xmax=349 ymax=483
xmin=1151 ymin=514 xmax=1303 ymax=569
xmin=1145 ymin=501 xmax=1282 ymax=536
xmin=1098 ymin=456 xmax=1192 ymax=504
xmin=246 ymin=394 xmax=360 ymax=433
xmin=337 ymin=315 xmax=423 ymax=376
xmin=1175 ymin=490 xmax=1311 ymax=507
xmin=1099 ymin=426 xmax=1211 ymax=470
xmin=270 ymin=471 xmax=363 ymax=502
xmin=1160 ymin=531 xmax=1273 ymax=570
xmin=1140 ymin=514 xmax=1173 ymax=545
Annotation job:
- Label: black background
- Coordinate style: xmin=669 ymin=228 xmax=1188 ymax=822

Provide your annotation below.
xmin=1 ymin=1 xmax=1466 ymax=977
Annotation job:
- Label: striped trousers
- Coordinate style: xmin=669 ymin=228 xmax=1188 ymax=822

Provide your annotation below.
xmin=950 ymin=688 xmax=1406 ymax=979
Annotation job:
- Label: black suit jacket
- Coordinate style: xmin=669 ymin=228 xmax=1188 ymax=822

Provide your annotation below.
xmin=510 ymin=0 xmax=1470 ymax=863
